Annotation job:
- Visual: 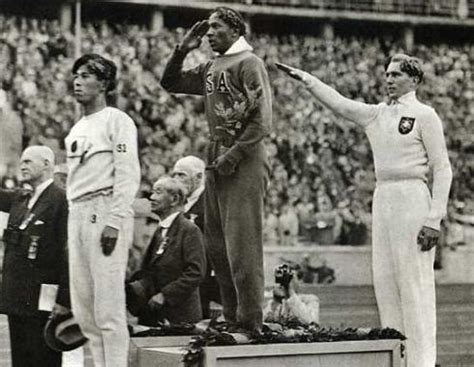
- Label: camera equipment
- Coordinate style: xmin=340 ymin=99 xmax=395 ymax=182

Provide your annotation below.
xmin=274 ymin=264 xmax=294 ymax=288
xmin=273 ymin=264 xmax=294 ymax=301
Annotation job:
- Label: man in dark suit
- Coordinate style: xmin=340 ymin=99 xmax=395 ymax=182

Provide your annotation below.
xmin=0 ymin=145 xmax=69 ymax=367
xmin=127 ymin=176 xmax=206 ymax=325
xmin=171 ymin=156 xmax=221 ymax=319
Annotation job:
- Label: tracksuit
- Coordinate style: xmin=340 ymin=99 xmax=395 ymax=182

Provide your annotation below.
xmin=65 ymin=106 xmax=140 ymax=367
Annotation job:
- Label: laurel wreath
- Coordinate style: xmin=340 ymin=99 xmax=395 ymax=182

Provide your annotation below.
xmin=130 ymin=319 xmax=405 ymax=366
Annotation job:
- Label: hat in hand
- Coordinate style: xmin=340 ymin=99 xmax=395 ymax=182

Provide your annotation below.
xmin=44 ymin=311 xmax=88 ymax=352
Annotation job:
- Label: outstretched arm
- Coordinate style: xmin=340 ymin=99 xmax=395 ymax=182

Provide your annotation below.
xmin=276 ymin=62 xmax=378 ymax=127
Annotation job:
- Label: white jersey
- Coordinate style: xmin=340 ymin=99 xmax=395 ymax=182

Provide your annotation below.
xmin=344 ymin=91 xmax=452 ymax=230
xmin=65 ymin=106 xmax=141 ymax=229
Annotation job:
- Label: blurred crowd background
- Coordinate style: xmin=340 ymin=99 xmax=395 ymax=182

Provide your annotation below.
xmin=0 ymin=14 xmax=472 ymax=247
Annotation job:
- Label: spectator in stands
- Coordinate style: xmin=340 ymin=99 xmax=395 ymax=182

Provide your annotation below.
xmin=278 ymin=202 xmax=299 ymax=246
xmin=311 ymin=193 xmax=343 ymax=244
xmin=263 ymin=206 xmax=280 ymax=245
xmin=0 ymin=13 xmax=471 ymax=250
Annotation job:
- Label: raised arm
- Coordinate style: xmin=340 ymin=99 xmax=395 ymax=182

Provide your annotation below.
xmin=276 ymin=62 xmax=377 ymax=127
xmin=160 ymin=21 xmax=210 ymax=95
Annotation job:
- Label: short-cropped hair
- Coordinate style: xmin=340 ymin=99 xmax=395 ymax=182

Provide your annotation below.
xmin=72 ymin=53 xmax=117 ymax=92
xmin=212 ymin=7 xmax=246 ymax=36
xmin=154 ymin=176 xmax=188 ymax=207
xmin=385 ymin=53 xmax=424 ymax=84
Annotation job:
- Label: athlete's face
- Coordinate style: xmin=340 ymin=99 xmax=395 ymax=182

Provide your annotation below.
xmin=206 ymin=13 xmax=239 ymax=55
xmin=72 ymin=65 xmax=105 ymax=105
xmin=385 ymin=61 xmax=416 ymax=100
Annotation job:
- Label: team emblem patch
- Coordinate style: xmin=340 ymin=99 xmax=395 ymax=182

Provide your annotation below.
xmin=398 ymin=117 xmax=415 ymax=135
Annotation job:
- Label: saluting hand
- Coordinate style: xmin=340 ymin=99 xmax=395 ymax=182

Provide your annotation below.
xmin=179 ymin=20 xmax=210 ymax=53
xmin=101 ymin=225 xmax=118 ymax=256
xmin=417 ymin=226 xmax=439 ymax=252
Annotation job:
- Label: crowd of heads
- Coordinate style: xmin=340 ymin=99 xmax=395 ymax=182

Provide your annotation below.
xmin=0 ymin=14 xmax=472 ymax=244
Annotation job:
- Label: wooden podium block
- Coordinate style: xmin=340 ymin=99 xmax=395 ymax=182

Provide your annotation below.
xmin=138 ymin=339 xmax=406 ymax=367
xmin=129 ymin=336 xmax=192 ymax=367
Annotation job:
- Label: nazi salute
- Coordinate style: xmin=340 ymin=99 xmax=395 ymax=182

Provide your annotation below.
xmin=277 ymin=54 xmax=452 ymax=367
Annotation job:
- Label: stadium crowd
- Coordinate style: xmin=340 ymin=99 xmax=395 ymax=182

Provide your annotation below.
xmin=0 ymin=14 xmax=472 ymax=245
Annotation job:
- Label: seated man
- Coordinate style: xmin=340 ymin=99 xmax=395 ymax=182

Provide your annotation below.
xmin=126 ymin=176 xmax=206 ymax=326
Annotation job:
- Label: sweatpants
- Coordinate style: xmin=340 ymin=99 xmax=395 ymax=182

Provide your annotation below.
xmin=205 ymin=144 xmax=268 ymax=331
xmin=68 ymin=194 xmax=132 ymax=367
xmin=372 ymin=179 xmax=436 ymax=367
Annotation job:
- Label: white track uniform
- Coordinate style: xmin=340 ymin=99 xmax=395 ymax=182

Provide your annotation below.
xmin=318 ymin=90 xmax=452 ymax=367
xmin=66 ymin=107 xmax=140 ymax=367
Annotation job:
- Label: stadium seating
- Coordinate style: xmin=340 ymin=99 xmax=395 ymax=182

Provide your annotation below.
xmin=0 ymin=15 xmax=472 ymax=244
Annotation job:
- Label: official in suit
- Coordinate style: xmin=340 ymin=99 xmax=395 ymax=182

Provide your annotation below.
xmin=0 ymin=146 xmax=69 ymax=367
xmin=127 ymin=176 xmax=206 ymax=325
xmin=171 ymin=156 xmax=221 ymax=319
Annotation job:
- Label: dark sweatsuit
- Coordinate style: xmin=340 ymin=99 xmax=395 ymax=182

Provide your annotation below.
xmin=161 ymin=45 xmax=272 ymax=330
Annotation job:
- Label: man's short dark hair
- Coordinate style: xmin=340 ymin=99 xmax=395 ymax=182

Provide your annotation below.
xmin=72 ymin=53 xmax=117 ymax=93
xmin=211 ymin=7 xmax=246 ymax=36
xmin=385 ymin=53 xmax=424 ymax=84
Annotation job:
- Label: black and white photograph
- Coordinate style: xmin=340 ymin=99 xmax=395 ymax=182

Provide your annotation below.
xmin=0 ymin=0 xmax=472 ymax=366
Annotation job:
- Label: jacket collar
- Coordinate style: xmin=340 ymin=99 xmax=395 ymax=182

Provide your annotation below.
xmin=391 ymin=90 xmax=417 ymax=105
xmin=159 ymin=211 xmax=181 ymax=229
xmin=28 ymin=178 xmax=53 ymax=209
xmin=222 ymin=36 xmax=253 ymax=56
xmin=184 ymin=185 xmax=204 ymax=213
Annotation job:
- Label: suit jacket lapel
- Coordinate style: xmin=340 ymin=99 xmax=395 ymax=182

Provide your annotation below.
xmin=148 ymin=213 xmax=182 ymax=265
xmin=23 ymin=184 xmax=54 ymax=230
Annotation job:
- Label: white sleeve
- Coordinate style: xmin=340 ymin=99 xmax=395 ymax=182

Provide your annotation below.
xmin=304 ymin=75 xmax=380 ymax=128
xmin=421 ymin=109 xmax=452 ymax=230
xmin=106 ymin=112 xmax=141 ymax=229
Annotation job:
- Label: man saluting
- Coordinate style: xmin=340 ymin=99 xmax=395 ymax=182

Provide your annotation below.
xmin=161 ymin=7 xmax=272 ymax=333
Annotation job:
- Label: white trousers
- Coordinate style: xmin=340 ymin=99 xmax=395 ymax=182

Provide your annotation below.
xmin=372 ymin=180 xmax=436 ymax=367
xmin=68 ymin=195 xmax=132 ymax=367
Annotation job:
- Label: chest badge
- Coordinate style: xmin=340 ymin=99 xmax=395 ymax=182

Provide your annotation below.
xmin=399 ymin=117 xmax=415 ymax=135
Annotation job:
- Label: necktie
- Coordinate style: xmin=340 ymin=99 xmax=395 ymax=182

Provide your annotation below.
xmin=151 ymin=226 xmax=168 ymax=260
xmin=18 ymin=190 xmax=34 ymax=229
